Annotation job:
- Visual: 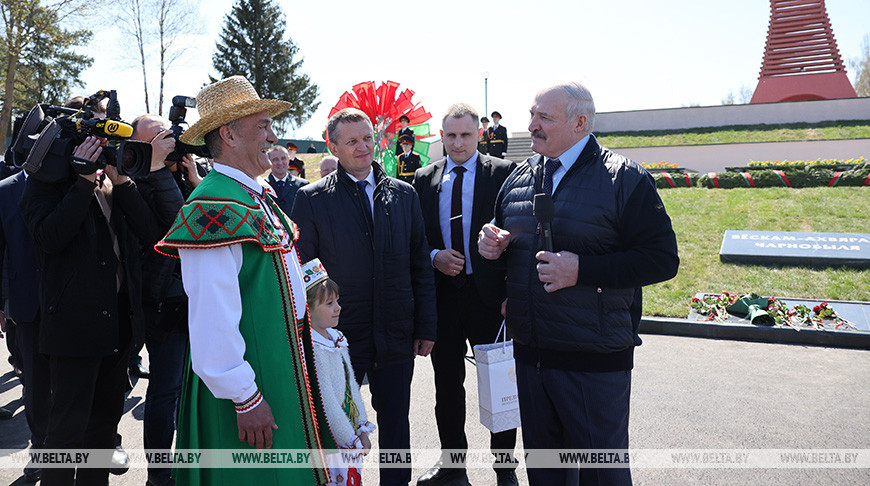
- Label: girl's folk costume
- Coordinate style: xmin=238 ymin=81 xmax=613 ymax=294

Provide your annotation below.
xmin=303 ymin=259 xmax=375 ymax=486
xmin=156 ymin=166 xmax=334 ymax=485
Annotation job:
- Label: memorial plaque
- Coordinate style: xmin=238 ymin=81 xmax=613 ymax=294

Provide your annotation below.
xmin=719 ymin=230 xmax=870 ymax=268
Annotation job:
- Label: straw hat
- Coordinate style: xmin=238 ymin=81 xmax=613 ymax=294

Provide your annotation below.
xmin=180 ymin=75 xmax=292 ymax=146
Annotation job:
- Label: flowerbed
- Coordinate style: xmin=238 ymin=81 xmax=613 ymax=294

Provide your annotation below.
xmin=652 ymin=164 xmax=870 ymax=189
xmin=744 ymin=157 xmax=865 ymax=169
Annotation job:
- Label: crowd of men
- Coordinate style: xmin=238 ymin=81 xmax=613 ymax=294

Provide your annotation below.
xmin=0 ymin=76 xmax=678 ymax=486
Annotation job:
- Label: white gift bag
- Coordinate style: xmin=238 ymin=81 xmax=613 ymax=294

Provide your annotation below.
xmin=473 ymin=322 xmax=521 ymax=433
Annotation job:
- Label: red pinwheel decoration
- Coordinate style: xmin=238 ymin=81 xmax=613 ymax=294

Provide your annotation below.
xmin=328 ymin=81 xmax=433 ymax=176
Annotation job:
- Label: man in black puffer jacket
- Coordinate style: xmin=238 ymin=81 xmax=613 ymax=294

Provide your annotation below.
xmin=479 ymin=83 xmax=679 ymax=486
xmin=292 ymin=108 xmax=436 ymax=486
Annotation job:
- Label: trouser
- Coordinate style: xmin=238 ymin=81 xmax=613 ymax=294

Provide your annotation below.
xmin=14 ymin=318 xmax=51 ymax=450
xmin=143 ymin=298 xmax=187 ymax=485
xmin=41 ymin=342 xmax=131 ymax=486
xmin=354 ymin=361 xmax=414 ymax=486
xmin=516 ymin=360 xmax=632 ymax=486
xmin=41 ymin=298 xmax=132 ymax=486
xmin=432 ymin=274 xmax=517 ymax=469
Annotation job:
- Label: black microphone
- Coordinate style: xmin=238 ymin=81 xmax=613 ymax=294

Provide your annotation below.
xmin=533 ymin=193 xmax=554 ymax=252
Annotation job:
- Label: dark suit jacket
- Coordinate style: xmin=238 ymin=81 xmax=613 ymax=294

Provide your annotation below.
xmin=487 ymin=125 xmax=508 ymax=157
xmin=0 ymin=171 xmax=40 ymax=323
xmin=267 ymin=174 xmax=308 ymax=216
xmin=412 ymin=153 xmax=516 ymax=308
xmin=21 ymin=175 xmax=159 ymax=357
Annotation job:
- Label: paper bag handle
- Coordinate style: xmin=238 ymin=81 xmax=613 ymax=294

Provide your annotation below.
xmin=493 ymin=320 xmax=509 ymax=350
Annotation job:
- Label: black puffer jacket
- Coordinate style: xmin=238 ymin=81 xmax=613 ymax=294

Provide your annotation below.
xmin=495 ymin=135 xmax=679 ymax=371
xmin=292 ymin=162 xmax=437 ymax=369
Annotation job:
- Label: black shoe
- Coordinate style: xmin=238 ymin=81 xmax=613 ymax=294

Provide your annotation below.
xmin=110 ymin=446 xmax=130 ymax=476
xmin=416 ymin=460 xmax=469 ymax=486
xmin=129 ymin=362 xmax=150 ymax=379
xmin=23 ymin=462 xmax=41 ymax=482
xmin=0 ymin=406 xmax=13 ymax=419
xmin=496 ymin=469 xmax=519 ymax=486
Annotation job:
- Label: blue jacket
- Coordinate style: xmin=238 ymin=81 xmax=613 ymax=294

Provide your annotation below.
xmin=495 ymin=135 xmax=678 ymax=371
xmin=292 ymin=162 xmax=437 ymax=369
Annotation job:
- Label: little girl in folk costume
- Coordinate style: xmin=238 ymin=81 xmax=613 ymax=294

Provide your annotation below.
xmin=304 ymin=259 xmax=375 ymax=486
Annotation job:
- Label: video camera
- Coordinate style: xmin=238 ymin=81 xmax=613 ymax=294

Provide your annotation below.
xmin=8 ymin=90 xmax=152 ymax=183
xmin=166 ymin=95 xmax=211 ymax=162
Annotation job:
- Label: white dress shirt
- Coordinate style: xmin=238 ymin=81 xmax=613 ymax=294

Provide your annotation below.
xmin=430 ymin=153 xmax=478 ymax=274
xmin=547 ymin=134 xmax=590 ymax=194
xmin=178 ymin=163 xmax=307 ymax=402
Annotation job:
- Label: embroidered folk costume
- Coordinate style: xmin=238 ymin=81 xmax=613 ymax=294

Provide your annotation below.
xmin=154 ymin=76 xmax=332 ymax=485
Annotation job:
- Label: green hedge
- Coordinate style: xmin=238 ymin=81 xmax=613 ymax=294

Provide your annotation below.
xmin=652 ymin=165 xmax=870 ymax=189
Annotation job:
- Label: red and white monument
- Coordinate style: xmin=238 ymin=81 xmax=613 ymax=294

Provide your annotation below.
xmin=750 ymin=0 xmax=857 ymax=103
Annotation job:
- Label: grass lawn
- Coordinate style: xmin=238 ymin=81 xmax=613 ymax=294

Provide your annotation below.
xmin=598 ymin=120 xmax=870 ymax=148
xmin=644 ymin=187 xmax=870 ymax=318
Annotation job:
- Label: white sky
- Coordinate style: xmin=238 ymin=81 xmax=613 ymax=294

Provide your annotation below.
xmin=80 ymin=0 xmax=869 ymax=139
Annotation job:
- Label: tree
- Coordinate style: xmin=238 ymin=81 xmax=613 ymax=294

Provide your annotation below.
xmin=0 ymin=0 xmax=97 ymax=151
xmin=155 ymin=0 xmax=199 ymax=116
xmin=117 ymin=0 xmax=151 ymax=112
xmin=116 ymin=0 xmax=200 ymax=116
xmin=211 ymin=0 xmax=319 ymax=133
xmin=850 ymin=34 xmax=870 ymax=97
xmin=721 ymin=85 xmax=754 ymax=105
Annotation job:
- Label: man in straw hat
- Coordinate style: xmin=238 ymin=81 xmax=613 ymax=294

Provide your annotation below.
xmin=156 ymin=76 xmax=332 ymax=485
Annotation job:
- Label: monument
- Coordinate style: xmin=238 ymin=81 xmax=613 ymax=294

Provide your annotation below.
xmin=751 ymin=0 xmax=857 ymax=103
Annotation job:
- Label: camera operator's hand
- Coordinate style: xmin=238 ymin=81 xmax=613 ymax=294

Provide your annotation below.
xmin=73 ymin=136 xmax=104 ymax=183
xmin=104 ymin=164 xmax=131 ymax=186
xmin=180 ymin=154 xmax=203 ymax=187
xmin=150 ymin=129 xmax=176 ymax=172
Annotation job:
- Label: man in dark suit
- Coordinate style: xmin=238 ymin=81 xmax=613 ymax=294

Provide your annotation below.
xmin=20 ymin=132 xmax=161 ymax=485
xmin=292 ymin=108 xmax=437 ymax=486
xmin=0 ymin=168 xmax=48 ymax=482
xmin=413 ymin=104 xmax=518 ymax=486
xmin=395 ymin=114 xmax=414 ymax=155
xmin=267 ymin=145 xmax=308 ymax=215
xmin=396 ymin=134 xmax=421 ymax=183
xmin=487 ymin=111 xmax=508 ymax=158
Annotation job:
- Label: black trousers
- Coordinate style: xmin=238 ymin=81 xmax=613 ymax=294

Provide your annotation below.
xmin=41 ymin=305 xmax=131 ymax=486
xmin=516 ymin=361 xmax=632 ymax=486
xmin=432 ymin=274 xmax=517 ymax=467
xmin=14 ymin=318 xmax=51 ymax=450
xmin=354 ymin=361 xmax=414 ymax=486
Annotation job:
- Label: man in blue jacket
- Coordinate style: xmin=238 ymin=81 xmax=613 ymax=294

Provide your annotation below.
xmin=479 ymin=82 xmax=679 ymax=486
xmin=292 ymin=108 xmax=437 ymax=486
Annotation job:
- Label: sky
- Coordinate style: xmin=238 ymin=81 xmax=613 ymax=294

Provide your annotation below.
xmin=78 ymin=0 xmax=869 ymax=140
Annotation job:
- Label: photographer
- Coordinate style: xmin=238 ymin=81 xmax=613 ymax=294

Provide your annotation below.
xmin=129 ymin=113 xmax=205 ymax=486
xmin=19 ymin=103 xmax=161 ymax=485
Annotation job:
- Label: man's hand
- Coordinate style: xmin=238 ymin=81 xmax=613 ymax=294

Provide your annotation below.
xmin=104 ymin=164 xmax=130 ymax=186
xmin=180 ymin=154 xmax=203 ymax=187
xmin=413 ymin=339 xmax=435 ymax=357
xmin=478 ymin=224 xmax=510 ymax=260
xmin=535 ymin=251 xmax=579 ymax=292
xmin=433 ymin=249 xmax=465 ymax=277
xmin=358 ymin=432 xmax=372 ymax=456
xmin=150 ymin=129 xmax=176 ymax=172
xmin=237 ymin=398 xmax=279 ymax=449
xmin=73 ymin=136 xmax=104 ymax=183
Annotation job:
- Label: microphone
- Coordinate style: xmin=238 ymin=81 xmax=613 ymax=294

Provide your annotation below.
xmin=534 ymin=193 xmax=554 ymax=252
xmin=75 ymin=118 xmax=134 ymax=139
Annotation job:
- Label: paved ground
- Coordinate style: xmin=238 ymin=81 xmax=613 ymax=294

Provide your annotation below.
xmin=1 ymin=334 xmax=868 ymax=485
